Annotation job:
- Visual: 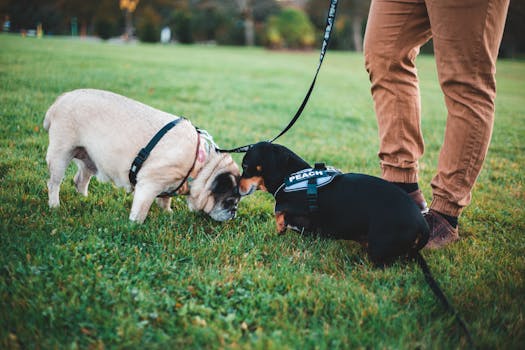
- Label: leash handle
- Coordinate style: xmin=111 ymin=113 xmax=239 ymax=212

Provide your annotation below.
xmin=218 ymin=0 xmax=339 ymax=153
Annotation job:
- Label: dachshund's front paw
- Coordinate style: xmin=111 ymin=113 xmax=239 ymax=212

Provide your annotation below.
xmin=275 ymin=211 xmax=287 ymax=234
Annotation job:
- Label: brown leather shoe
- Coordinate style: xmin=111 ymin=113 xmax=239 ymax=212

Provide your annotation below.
xmin=424 ymin=209 xmax=459 ymax=249
xmin=408 ymin=189 xmax=428 ymax=213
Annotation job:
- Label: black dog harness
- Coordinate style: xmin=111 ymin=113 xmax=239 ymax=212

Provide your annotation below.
xmin=129 ymin=118 xmax=201 ymax=197
xmin=274 ymin=163 xmax=341 ymax=213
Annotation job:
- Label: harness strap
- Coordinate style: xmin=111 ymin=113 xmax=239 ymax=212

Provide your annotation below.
xmin=217 ymin=0 xmax=339 ymax=153
xmin=129 ymin=118 xmax=184 ymax=185
xmin=157 ymin=130 xmax=201 ymax=198
xmin=306 ymin=163 xmax=328 ymax=213
xmin=306 ymin=178 xmax=318 ymax=212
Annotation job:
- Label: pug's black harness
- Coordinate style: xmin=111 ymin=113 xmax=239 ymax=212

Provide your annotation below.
xmin=128 ymin=118 xmax=200 ymax=197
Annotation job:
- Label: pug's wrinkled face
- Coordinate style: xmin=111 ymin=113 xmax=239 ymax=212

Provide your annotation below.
xmin=208 ymin=172 xmax=240 ymax=221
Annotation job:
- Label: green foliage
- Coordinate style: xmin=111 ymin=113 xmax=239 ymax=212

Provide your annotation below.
xmin=94 ymin=17 xmax=115 ymax=40
xmin=265 ymin=16 xmax=283 ymax=48
xmin=265 ymin=8 xmax=315 ymax=49
xmin=0 ymin=35 xmax=524 ymax=349
xmin=215 ymin=18 xmax=244 ymax=47
xmin=169 ymin=7 xmax=245 ymax=46
xmin=306 ymin=0 xmax=370 ymax=51
xmin=191 ymin=9 xmax=222 ymax=42
xmin=92 ymin=0 xmax=122 ymax=40
xmin=137 ymin=5 xmax=161 ymax=43
xmin=172 ymin=10 xmax=193 ymax=44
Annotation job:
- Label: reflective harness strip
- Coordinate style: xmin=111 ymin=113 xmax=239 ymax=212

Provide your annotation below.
xmin=274 ymin=163 xmax=342 ymax=214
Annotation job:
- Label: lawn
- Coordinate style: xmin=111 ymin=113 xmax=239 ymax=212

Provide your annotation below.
xmin=0 ymin=34 xmax=523 ymax=349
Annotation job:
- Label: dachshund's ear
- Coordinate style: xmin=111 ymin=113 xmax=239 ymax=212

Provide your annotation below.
xmin=272 ymin=145 xmax=290 ymax=168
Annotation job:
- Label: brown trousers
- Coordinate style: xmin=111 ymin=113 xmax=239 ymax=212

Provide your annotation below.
xmin=364 ymin=0 xmax=509 ymax=216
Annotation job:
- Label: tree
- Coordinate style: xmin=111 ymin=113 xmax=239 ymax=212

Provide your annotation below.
xmin=306 ymin=0 xmax=370 ymax=51
xmin=0 ymin=0 xmax=63 ymax=33
xmin=500 ymin=0 xmax=525 ymax=58
xmin=265 ymin=7 xmax=315 ymax=49
xmin=233 ymin=0 xmax=254 ymax=46
xmin=347 ymin=0 xmax=370 ymax=51
xmin=218 ymin=0 xmax=279 ymax=46
xmin=60 ymin=0 xmax=97 ymax=36
xmin=136 ymin=5 xmax=161 ymax=42
xmin=120 ymin=0 xmax=139 ymax=39
xmin=165 ymin=0 xmax=278 ymax=46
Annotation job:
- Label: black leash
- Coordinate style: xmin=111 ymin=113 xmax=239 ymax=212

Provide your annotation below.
xmin=413 ymin=252 xmax=475 ymax=347
xmin=217 ymin=0 xmax=339 ymax=153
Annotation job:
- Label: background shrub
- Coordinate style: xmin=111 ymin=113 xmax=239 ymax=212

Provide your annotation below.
xmin=265 ymin=8 xmax=315 ymax=49
xmin=94 ymin=17 xmax=115 ymax=40
xmin=171 ymin=10 xmax=193 ymax=44
xmin=216 ymin=18 xmax=245 ymax=46
xmin=137 ymin=5 xmax=161 ymax=43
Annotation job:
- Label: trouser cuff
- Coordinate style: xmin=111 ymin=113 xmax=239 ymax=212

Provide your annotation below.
xmin=430 ymin=196 xmax=463 ymax=217
xmin=381 ymin=165 xmax=418 ymax=183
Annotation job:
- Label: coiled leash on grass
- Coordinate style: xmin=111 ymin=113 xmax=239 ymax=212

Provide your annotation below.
xmin=216 ymin=0 xmax=339 ymax=153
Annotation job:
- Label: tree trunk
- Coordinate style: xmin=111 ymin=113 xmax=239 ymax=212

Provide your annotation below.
xmin=125 ymin=10 xmax=133 ymax=40
xmin=237 ymin=0 xmax=255 ymax=46
xmin=352 ymin=15 xmax=363 ymax=52
xmin=244 ymin=13 xmax=254 ymax=46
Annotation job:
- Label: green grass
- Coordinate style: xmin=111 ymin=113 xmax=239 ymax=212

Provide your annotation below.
xmin=0 ymin=34 xmax=523 ymax=349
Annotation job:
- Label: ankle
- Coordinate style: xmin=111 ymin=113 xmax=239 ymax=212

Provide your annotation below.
xmin=431 ymin=209 xmax=458 ymax=228
xmin=392 ymin=182 xmax=419 ymax=193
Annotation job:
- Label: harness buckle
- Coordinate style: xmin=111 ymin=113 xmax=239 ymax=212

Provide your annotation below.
xmin=314 ymin=162 xmax=327 ymax=170
xmin=136 ymin=148 xmax=148 ymax=163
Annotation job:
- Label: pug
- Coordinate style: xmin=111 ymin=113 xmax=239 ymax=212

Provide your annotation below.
xmin=44 ymin=89 xmax=240 ymax=223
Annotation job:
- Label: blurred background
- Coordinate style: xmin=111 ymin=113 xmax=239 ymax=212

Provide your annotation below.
xmin=0 ymin=0 xmax=524 ymax=58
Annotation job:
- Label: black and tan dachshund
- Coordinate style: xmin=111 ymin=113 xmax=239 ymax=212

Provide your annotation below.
xmin=238 ymin=141 xmax=473 ymax=343
xmin=238 ymin=141 xmax=429 ymax=265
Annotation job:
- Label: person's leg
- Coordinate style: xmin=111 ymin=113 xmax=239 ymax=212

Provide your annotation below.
xmin=364 ymin=0 xmax=432 ymax=188
xmin=427 ymin=0 xmax=510 ymax=217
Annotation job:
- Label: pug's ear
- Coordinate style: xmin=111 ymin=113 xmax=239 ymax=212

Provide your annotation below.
xmin=211 ymin=172 xmax=235 ymax=194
